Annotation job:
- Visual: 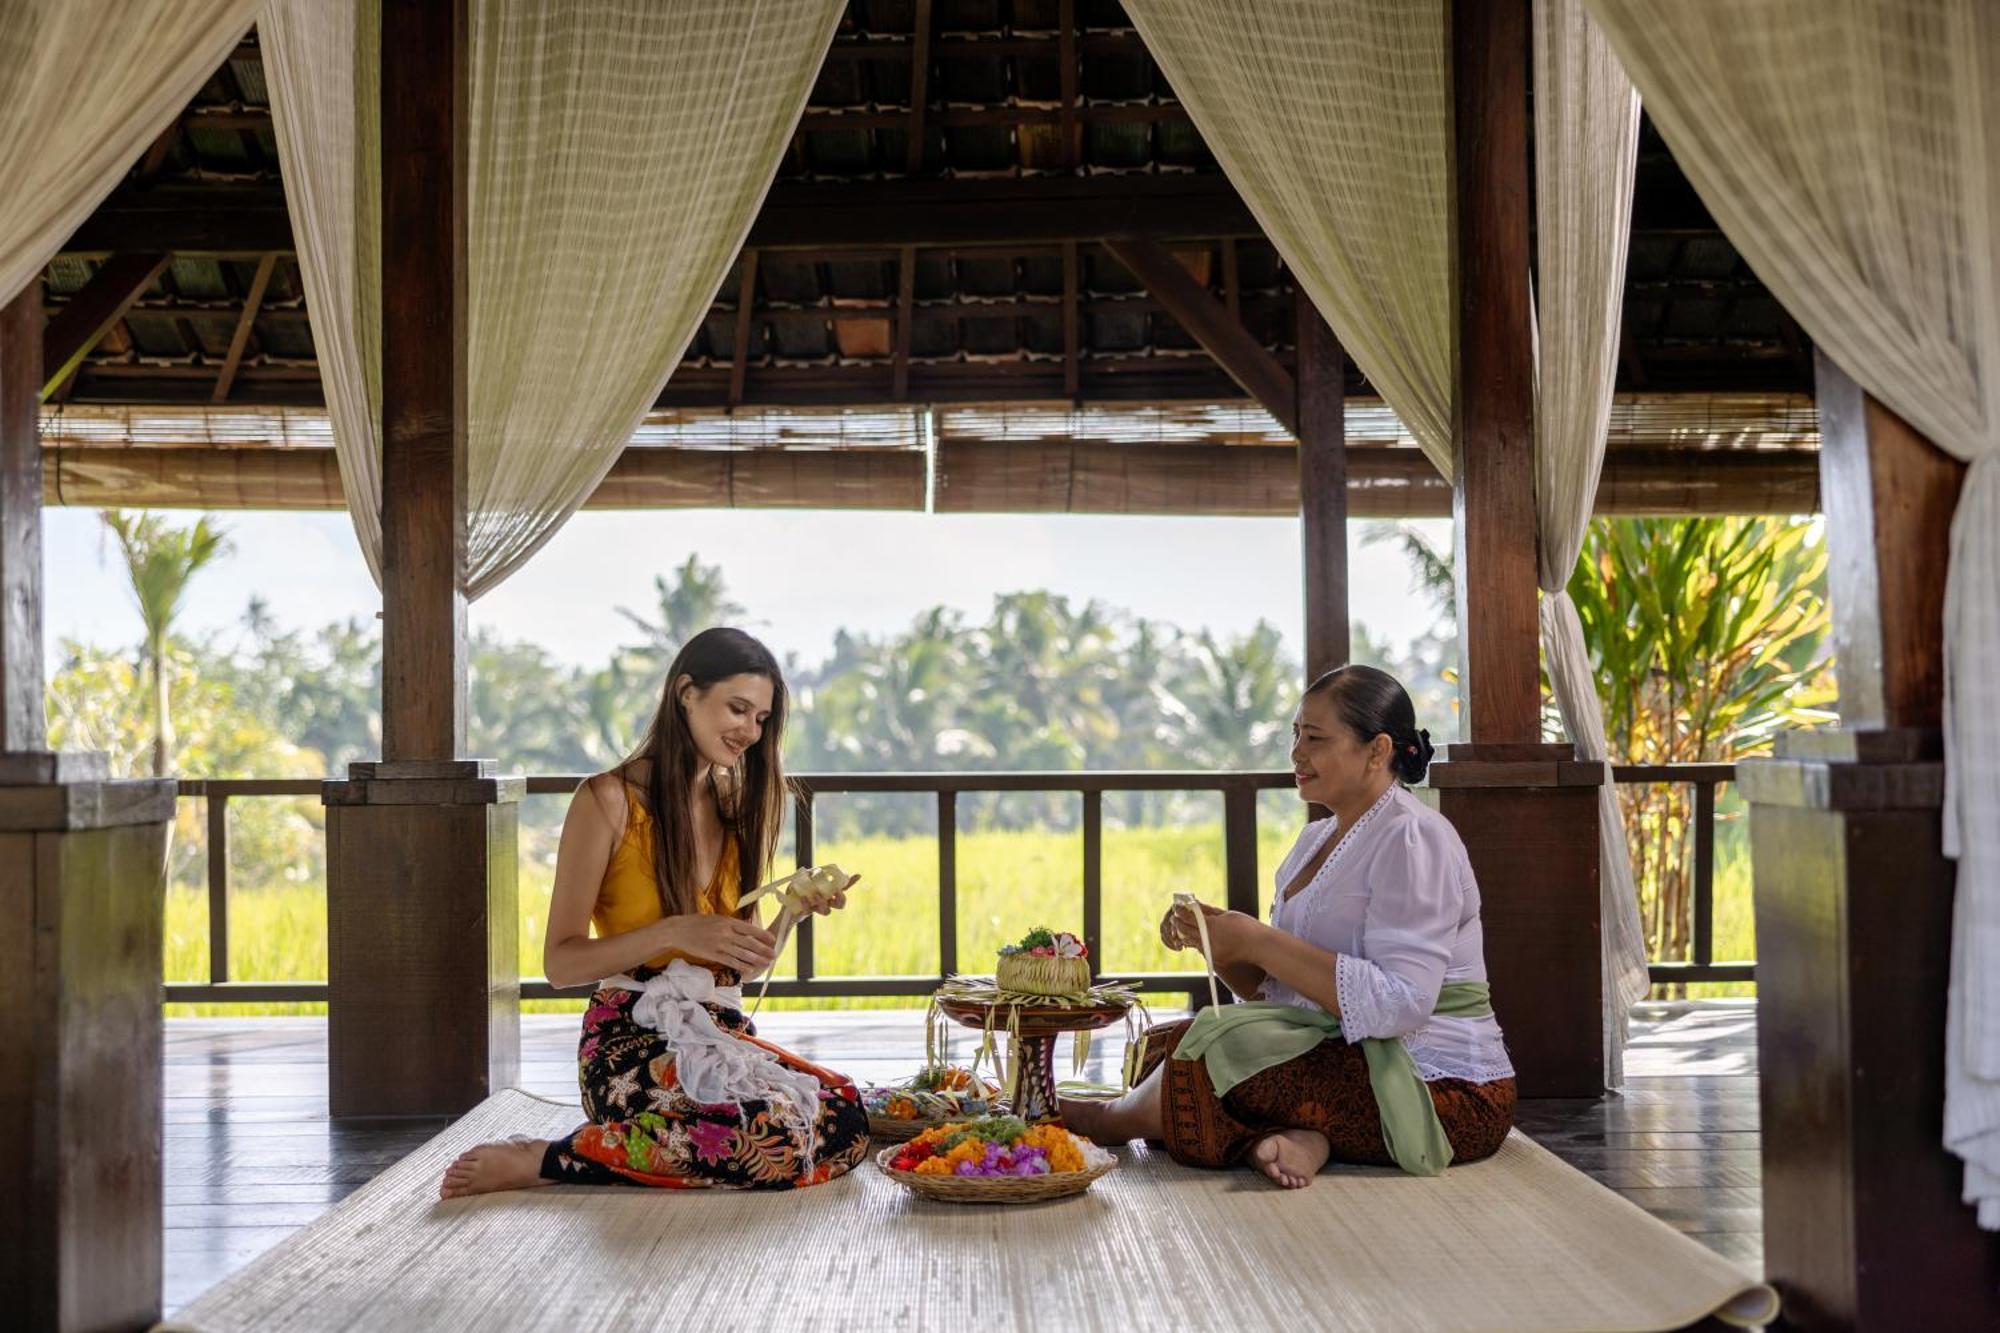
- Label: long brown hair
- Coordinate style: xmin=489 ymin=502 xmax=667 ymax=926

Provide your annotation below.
xmin=621 ymin=627 xmax=788 ymax=918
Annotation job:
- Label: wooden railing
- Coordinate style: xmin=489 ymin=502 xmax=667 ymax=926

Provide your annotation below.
xmin=166 ymin=763 xmax=1751 ymax=1005
xmin=1614 ymin=763 xmax=1755 ymax=987
xmin=166 ymin=770 xmax=1292 ymax=1007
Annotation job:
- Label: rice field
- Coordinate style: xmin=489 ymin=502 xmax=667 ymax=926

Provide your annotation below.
xmin=162 ymin=807 xmax=1757 ymax=1018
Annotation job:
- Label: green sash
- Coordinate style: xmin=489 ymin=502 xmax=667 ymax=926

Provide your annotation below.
xmin=1171 ymin=981 xmax=1493 ymax=1177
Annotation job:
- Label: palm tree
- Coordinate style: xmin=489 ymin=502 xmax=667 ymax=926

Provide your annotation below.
xmin=617 ymin=554 xmax=748 ymax=669
xmin=100 ymin=510 xmax=232 ymax=776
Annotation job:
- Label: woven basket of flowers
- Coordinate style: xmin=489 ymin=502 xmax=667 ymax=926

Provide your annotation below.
xmin=874 ymin=1116 xmax=1116 ymax=1204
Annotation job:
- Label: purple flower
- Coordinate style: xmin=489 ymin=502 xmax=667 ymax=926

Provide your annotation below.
xmin=689 ymin=1118 xmax=737 ymax=1165
xmin=956 ymin=1160 xmax=980 ymax=1176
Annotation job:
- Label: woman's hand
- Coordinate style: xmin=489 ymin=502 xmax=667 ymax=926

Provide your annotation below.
xmin=660 ymin=915 xmax=779 ymax=974
xmin=795 ymin=872 xmax=860 ymax=918
xmin=1160 ymin=898 xmax=1263 ymax=967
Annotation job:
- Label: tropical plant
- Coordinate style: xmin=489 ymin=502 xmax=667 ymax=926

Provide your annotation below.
xmin=1568 ymin=516 xmax=1834 ymax=971
xmin=99 ymin=510 xmax=232 ymax=776
xmin=617 ymin=554 xmax=749 ymax=671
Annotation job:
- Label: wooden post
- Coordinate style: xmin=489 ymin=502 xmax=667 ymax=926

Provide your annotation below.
xmin=1296 ymin=296 xmax=1348 ymax=679
xmin=325 ymin=0 xmax=519 ymax=1119
xmin=1 ymin=286 xmax=177 ymax=1332
xmin=1737 ymin=351 xmax=1999 ymax=1328
xmin=380 ymin=0 xmax=468 ymax=763
xmin=1430 ymin=0 xmax=1603 ymax=1097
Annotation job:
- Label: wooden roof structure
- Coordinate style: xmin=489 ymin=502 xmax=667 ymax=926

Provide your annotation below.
xmin=38 ymin=0 xmax=1820 ymax=515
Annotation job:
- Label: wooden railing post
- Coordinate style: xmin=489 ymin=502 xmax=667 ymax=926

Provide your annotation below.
xmin=937 ymin=791 xmax=958 ymax=978
xmin=1081 ymin=789 xmax=1103 ymax=977
xmin=793 ymin=788 xmax=815 ymax=981
xmin=1222 ymin=781 xmax=1260 ymax=920
xmin=207 ymin=791 xmax=230 ymax=985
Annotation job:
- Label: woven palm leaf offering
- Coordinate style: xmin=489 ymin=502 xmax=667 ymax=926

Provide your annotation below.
xmin=927 ymin=928 xmax=1150 ymax=1121
xmin=875 ymin=1114 xmax=1116 ymax=1204
xmin=739 ymin=863 xmax=860 ymax=1017
xmin=862 ymin=1064 xmax=1004 ymax=1142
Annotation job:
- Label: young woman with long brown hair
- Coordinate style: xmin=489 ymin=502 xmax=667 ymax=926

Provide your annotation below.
xmin=441 ymin=627 xmax=869 ymax=1196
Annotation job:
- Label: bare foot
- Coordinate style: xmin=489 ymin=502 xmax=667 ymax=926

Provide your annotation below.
xmin=438 ymin=1136 xmax=555 ymax=1199
xmin=1248 ymin=1128 xmax=1331 ymax=1189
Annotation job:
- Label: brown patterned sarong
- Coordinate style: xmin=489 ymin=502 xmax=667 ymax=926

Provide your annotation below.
xmin=1139 ymin=1018 xmax=1515 ymax=1170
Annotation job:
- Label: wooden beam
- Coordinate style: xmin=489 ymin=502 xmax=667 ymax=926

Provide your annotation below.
xmin=40 ymin=254 xmax=170 ymax=399
xmin=1103 ymin=236 xmax=1297 ymax=433
xmin=905 ymin=0 xmax=933 ymax=176
xmin=728 ymin=251 xmax=760 ymax=409
xmin=1297 ymin=299 xmax=1348 ymax=679
xmin=1448 ymin=0 xmax=1539 ymax=744
xmin=210 ymin=254 xmax=277 ymax=404
xmin=1061 ymin=240 xmax=1080 ymax=402
xmin=45 ymin=441 xmax=1820 ymax=517
xmin=0 ymin=290 xmax=45 ymax=754
xmin=62 ymin=176 xmax=1265 ymax=256
xmin=892 ymin=246 xmax=916 ymax=401
xmin=378 ymin=0 xmax=468 ymax=762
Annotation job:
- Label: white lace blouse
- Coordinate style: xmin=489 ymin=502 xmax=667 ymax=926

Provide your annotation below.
xmin=1261 ymin=785 xmax=1516 ymax=1085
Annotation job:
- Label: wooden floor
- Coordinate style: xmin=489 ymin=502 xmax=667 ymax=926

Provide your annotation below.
xmin=162 ymin=999 xmax=1762 ymax=1317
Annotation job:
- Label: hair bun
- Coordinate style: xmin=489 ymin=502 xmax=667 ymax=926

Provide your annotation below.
xmin=1397 ymin=728 xmax=1436 ymax=785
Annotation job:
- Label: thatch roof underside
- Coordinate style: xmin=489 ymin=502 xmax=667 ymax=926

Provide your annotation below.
xmin=45 ymin=0 xmax=1812 ymax=422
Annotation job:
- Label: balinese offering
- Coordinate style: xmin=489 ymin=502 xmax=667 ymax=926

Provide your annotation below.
xmin=886 ymin=1116 xmax=1087 ymax=1176
xmin=875 ymin=1115 xmax=1116 ymax=1204
xmin=995 ymin=927 xmax=1092 ymax=996
xmin=862 ymin=1065 xmax=1003 ymax=1140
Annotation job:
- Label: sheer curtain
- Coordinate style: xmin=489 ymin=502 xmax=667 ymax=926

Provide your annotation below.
xmin=264 ymin=0 xmax=843 ymax=596
xmin=0 ymin=0 xmax=260 ymax=303
xmin=1121 ymin=0 xmax=1455 ymax=477
xmin=1130 ymin=0 xmax=1653 ymax=1081
xmin=1586 ymin=0 xmax=2000 ymax=1223
xmin=1532 ymin=0 xmax=1649 ymax=1088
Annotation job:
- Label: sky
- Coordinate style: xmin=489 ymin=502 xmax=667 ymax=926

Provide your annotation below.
xmin=44 ymin=505 xmax=1454 ymax=673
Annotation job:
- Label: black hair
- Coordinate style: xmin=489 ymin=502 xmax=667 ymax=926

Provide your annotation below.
xmin=1304 ymin=664 xmax=1434 ymax=785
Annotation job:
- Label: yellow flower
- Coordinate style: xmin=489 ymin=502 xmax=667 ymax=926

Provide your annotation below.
xmin=1023 ymin=1124 xmax=1087 ymax=1173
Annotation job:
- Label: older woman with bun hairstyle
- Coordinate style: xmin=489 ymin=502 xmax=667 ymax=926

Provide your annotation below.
xmin=1061 ymin=664 xmax=1516 ymax=1189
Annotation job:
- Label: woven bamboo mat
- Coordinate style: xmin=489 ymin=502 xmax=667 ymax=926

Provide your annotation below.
xmin=162 ymin=1089 xmax=1777 ymax=1332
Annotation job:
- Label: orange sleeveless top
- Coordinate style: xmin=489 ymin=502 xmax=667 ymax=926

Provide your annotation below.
xmin=591 ymin=781 xmax=742 ymax=972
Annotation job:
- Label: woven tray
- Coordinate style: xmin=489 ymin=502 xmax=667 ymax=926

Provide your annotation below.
xmin=866 ymin=1113 xmax=946 ymax=1143
xmin=872 ymin=1141 xmax=1117 ymax=1205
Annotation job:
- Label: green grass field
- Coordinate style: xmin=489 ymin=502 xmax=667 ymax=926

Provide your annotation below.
xmin=163 ymin=816 xmax=1756 ymax=1018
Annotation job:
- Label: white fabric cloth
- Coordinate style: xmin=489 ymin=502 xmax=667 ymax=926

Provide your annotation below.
xmin=603 ymin=960 xmax=824 ymax=1147
xmin=263 ymin=0 xmax=843 ymax=597
xmin=1265 ymin=786 xmax=1516 ymax=1085
xmin=1121 ymin=0 xmax=1455 ymax=477
xmin=1584 ymin=0 xmax=2000 ymax=1224
xmin=0 ymin=0 xmax=260 ymax=303
xmin=1530 ymin=0 xmax=1649 ymax=1088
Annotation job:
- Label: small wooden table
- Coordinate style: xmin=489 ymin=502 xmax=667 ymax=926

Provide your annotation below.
xmin=935 ymin=994 xmax=1131 ymax=1123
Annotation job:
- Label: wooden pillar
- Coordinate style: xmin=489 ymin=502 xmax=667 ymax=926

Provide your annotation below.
xmin=0 ymin=287 xmax=177 ymax=1332
xmin=1296 ymin=297 xmax=1348 ymax=680
xmin=380 ymin=0 xmax=468 ymax=762
xmin=1429 ymin=0 xmax=1604 ymax=1097
xmin=325 ymin=0 xmax=519 ymax=1119
xmin=1737 ymin=351 xmax=2000 ymax=1327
